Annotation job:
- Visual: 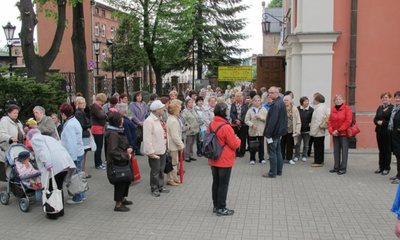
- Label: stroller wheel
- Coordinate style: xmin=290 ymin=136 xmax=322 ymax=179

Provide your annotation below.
xmin=19 ymin=198 xmax=30 ymax=212
xmin=0 ymin=191 xmax=9 ymax=205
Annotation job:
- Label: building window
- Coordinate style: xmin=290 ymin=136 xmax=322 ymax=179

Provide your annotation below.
xmin=102 ymin=49 xmax=106 ymax=61
xmin=95 ymin=22 xmax=99 ymax=36
xmin=102 ymin=24 xmax=106 ymax=37
xmin=102 ymin=10 xmax=106 ymax=16
xmin=111 ymin=27 xmax=115 ymax=39
xmin=95 ymin=8 xmax=99 ymax=14
xmin=14 ymin=49 xmax=20 ymax=55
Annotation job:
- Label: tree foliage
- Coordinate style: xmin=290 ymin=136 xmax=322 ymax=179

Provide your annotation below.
xmin=105 ymin=0 xmax=196 ymax=95
xmin=268 ymin=0 xmax=282 ymax=8
xmin=0 ymin=68 xmax=67 ymax=121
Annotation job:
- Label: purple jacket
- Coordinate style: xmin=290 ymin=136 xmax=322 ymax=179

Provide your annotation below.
xmin=129 ymin=101 xmax=148 ymax=126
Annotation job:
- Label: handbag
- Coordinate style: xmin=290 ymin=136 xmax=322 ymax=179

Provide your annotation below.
xmin=131 ymin=156 xmax=141 ymax=183
xmin=319 ymin=108 xmax=330 ymax=129
xmin=42 ymin=169 xmax=63 ymax=214
xmin=109 ymin=159 xmax=133 ymax=184
xmin=347 ymin=120 xmax=360 ymax=137
xmin=136 ymin=125 xmax=143 ymax=142
xmin=249 ymin=139 xmax=259 ymax=153
xmin=89 ymin=133 xmax=97 ymax=152
xmin=67 ymin=171 xmax=89 ymax=196
xmin=164 ymin=152 xmax=173 ymax=174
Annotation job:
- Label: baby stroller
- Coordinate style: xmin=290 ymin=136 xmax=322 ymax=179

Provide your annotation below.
xmin=0 ymin=143 xmax=41 ymax=212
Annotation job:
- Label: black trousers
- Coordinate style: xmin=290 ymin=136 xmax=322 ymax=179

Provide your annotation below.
xmin=233 ymin=126 xmax=248 ymax=155
xmin=114 ymin=181 xmax=130 ymax=202
xmin=211 ymin=166 xmax=232 ymax=210
xmin=281 ymin=133 xmax=294 ymax=160
xmin=47 ymin=171 xmax=67 ymax=220
xmin=376 ymin=132 xmax=391 ymax=171
xmin=313 ymin=136 xmax=325 ymax=164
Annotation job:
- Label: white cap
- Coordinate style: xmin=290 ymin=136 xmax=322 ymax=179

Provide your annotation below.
xmin=150 ymin=100 xmax=165 ymax=111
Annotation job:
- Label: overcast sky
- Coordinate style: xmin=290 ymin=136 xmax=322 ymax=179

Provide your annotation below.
xmin=0 ymin=0 xmax=268 ymax=55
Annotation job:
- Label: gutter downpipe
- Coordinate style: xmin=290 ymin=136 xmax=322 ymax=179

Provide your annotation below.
xmin=348 ymin=0 xmax=357 ymax=148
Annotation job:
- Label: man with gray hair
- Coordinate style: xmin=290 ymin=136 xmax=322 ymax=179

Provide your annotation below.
xmin=263 ymin=86 xmax=287 ymax=178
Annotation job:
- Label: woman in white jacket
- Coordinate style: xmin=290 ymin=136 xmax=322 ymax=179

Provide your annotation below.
xmin=309 ymin=94 xmax=329 ymax=167
xmin=0 ymin=104 xmax=24 ymax=150
xmin=281 ymin=96 xmax=301 ymax=165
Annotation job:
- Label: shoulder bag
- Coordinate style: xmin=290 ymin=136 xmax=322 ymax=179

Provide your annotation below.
xmin=67 ymin=171 xmax=89 ymax=196
xmin=347 ymin=120 xmax=360 ymax=137
xmin=319 ymin=107 xmax=330 ymax=129
xmin=109 ymin=158 xmax=133 ymax=184
xmin=42 ymin=169 xmax=63 ymax=214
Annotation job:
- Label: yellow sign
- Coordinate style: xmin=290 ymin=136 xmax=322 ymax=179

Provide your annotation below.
xmin=218 ymin=66 xmax=252 ymax=81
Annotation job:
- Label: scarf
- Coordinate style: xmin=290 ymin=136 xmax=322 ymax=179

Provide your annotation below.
xmin=388 ymin=104 xmax=400 ymax=131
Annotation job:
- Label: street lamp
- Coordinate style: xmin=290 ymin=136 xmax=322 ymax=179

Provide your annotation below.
xmin=106 ymin=39 xmax=115 ymax=94
xmin=93 ymin=38 xmax=101 ymax=75
xmin=3 ymin=22 xmax=16 ymax=75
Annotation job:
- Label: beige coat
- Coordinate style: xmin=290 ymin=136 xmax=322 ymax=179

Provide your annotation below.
xmin=289 ymin=105 xmax=301 ymax=145
xmin=181 ymin=109 xmax=200 ymax=136
xmin=0 ymin=116 xmax=24 ymax=150
xmin=244 ymin=107 xmax=268 ymax=137
xmin=143 ymin=113 xmax=167 ymax=155
xmin=167 ymin=115 xmax=185 ymax=151
xmin=310 ymin=103 xmax=329 ymax=137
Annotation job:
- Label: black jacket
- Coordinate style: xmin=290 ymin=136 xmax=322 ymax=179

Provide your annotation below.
xmin=230 ymin=102 xmax=249 ymax=126
xmin=264 ymin=96 xmax=287 ymax=138
xmin=374 ymin=104 xmax=393 ymax=134
xmin=75 ymin=108 xmax=92 ymax=138
xmin=391 ymin=110 xmax=400 ymax=156
xmin=297 ymin=106 xmax=314 ymax=133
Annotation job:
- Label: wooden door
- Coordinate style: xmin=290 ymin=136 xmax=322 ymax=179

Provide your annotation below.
xmin=256 ymin=56 xmax=285 ymax=93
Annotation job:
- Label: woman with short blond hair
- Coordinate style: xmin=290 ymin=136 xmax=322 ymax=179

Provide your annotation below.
xmin=91 ymin=93 xmax=107 ymax=169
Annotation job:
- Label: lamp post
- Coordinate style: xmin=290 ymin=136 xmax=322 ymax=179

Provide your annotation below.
xmin=106 ymin=39 xmax=115 ymax=94
xmin=93 ymin=38 xmax=101 ymax=75
xmin=261 ymin=12 xmax=288 ymax=35
xmin=2 ymin=22 xmax=16 ymax=76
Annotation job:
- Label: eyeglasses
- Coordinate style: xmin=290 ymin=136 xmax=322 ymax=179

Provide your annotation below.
xmin=268 ymin=92 xmax=277 ymax=94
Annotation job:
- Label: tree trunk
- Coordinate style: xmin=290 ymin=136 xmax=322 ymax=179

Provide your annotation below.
xmin=196 ymin=1 xmax=203 ymax=79
xmin=71 ymin=2 xmax=89 ymax=101
xmin=18 ymin=0 xmax=66 ymax=82
xmin=124 ymin=72 xmax=129 ymax=96
xmin=154 ymin=68 xmax=163 ymax=95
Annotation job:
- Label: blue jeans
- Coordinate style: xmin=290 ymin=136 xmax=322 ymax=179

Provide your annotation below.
xmin=72 ymin=155 xmax=86 ymax=202
xmin=93 ymin=134 xmax=103 ymax=167
xmin=267 ymin=137 xmax=283 ymax=177
xmin=196 ymin=134 xmax=203 ymax=155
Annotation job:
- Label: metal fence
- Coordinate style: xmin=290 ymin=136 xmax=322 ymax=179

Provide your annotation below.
xmin=60 ymin=72 xmax=76 ymax=103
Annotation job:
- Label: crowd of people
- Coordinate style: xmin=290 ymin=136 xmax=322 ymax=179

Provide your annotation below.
xmin=0 ymin=84 xmax=399 ymax=220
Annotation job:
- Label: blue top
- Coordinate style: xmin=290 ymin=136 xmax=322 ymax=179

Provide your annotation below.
xmin=264 ymin=102 xmax=270 ymax=111
xmin=121 ymin=116 xmax=137 ymax=149
xmin=391 ymin=184 xmax=400 ymax=220
xmin=61 ymin=117 xmax=84 ymax=160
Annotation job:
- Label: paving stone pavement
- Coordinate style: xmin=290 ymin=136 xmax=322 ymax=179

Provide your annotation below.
xmin=0 ymin=148 xmax=397 ymax=240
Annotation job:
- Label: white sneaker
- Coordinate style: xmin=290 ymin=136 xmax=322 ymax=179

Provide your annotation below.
xmin=302 ymin=157 xmax=307 ymax=162
xmin=261 ymin=160 xmax=266 ymax=164
xmin=67 ymin=199 xmax=83 ymax=205
xmin=289 ymin=160 xmax=295 ymax=165
xmin=250 ymin=161 xmax=255 ymax=165
xmin=293 ymin=157 xmax=299 ymax=162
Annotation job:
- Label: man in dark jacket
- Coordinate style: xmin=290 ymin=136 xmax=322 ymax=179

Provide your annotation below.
xmin=263 ymin=87 xmax=287 ymax=178
xmin=230 ymin=92 xmax=249 ymax=158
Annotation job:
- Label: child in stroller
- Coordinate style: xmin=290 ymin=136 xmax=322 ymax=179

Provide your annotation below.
xmin=15 ymin=151 xmax=42 ymax=190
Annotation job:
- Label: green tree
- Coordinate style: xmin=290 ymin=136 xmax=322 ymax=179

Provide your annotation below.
xmin=106 ymin=0 xmax=195 ymax=95
xmin=268 ymin=0 xmax=282 ymax=8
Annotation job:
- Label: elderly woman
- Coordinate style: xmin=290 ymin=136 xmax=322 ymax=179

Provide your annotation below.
xmin=0 ymin=104 xmax=24 ymax=149
xmin=104 ymin=111 xmax=133 ymax=211
xmin=33 ymin=106 xmax=58 ymax=139
xmin=116 ymin=103 xmax=137 ymax=152
xmin=59 ymin=103 xmax=85 ymax=204
xmin=75 ymin=97 xmax=92 ymax=178
xmin=245 ymin=95 xmax=267 ymax=165
xmin=91 ymin=93 xmax=108 ymax=170
xmin=203 ymin=96 xmax=217 ymax=127
xmin=143 ymin=100 xmax=169 ymax=197
xmin=294 ymin=96 xmax=314 ymax=162
xmin=281 ymin=95 xmax=301 ymax=165
xmin=373 ymin=92 xmax=394 ymax=175
xmin=328 ymin=94 xmax=353 ymax=175
xmin=169 ymin=90 xmax=178 ymax=103
xmin=160 ymin=96 xmax=170 ymax=122
xmin=166 ymin=101 xmax=185 ymax=186
xmin=195 ymin=96 xmax=205 ymax=157
xmin=181 ymin=99 xmax=200 ymax=162
xmin=51 ymin=113 xmax=62 ymax=137
xmin=27 ymin=129 xmax=76 ymax=220
xmin=129 ymin=92 xmax=147 ymax=156
xmin=389 ymin=91 xmax=400 ymax=184
xmin=309 ymin=94 xmax=329 ymax=167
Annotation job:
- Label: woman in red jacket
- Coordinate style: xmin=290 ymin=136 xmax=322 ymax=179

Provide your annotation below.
xmin=209 ymin=103 xmax=241 ymax=216
xmin=328 ymin=94 xmax=353 ymax=175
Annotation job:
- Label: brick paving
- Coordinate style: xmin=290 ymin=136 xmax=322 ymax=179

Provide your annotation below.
xmin=0 ymin=149 xmax=397 ymax=240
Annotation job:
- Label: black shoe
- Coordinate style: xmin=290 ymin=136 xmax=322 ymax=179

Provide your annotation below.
xmin=114 ymin=204 xmax=130 ymax=212
xmin=159 ymin=187 xmax=170 ymax=193
xmin=151 ymin=190 xmax=160 ymax=197
xmin=382 ymin=170 xmax=390 ymax=175
xmin=216 ymin=208 xmax=234 ymax=216
xmin=185 ymin=159 xmax=191 ymax=163
xmin=329 ymin=169 xmax=338 ymax=173
xmin=337 ymin=171 xmax=346 ymax=175
xmin=390 ymin=176 xmax=397 ymax=180
xmin=189 ymin=157 xmax=197 ymax=161
xmin=177 ymin=170 xmax=186 ymax=175
xmin=374 ymin=169 xmax=383 ymax=174
xmin=122 ymin=199 xmax=133 ymax=205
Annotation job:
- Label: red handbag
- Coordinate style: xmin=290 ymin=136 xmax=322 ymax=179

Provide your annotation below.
xmin=347 ymin=121 xmax=360 ymax=137
xmin=131 ymin=156 xmax=141 ymax=184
